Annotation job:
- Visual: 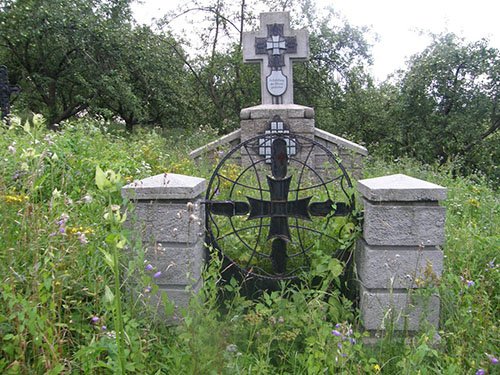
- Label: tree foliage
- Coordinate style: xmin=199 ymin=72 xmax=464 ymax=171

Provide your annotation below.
xmin=393 ymin=34 xmax=500 ymax=181
xmin=0 ymin=0 xmax=133 ymax=129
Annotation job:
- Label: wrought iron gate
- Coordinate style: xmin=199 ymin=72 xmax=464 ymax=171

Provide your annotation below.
xmin=204 ymin=132 xmax=355 ymax=281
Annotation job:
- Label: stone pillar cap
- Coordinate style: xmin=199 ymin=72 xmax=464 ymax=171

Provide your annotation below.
xmin=122 ymin=173 xmax=207 ymax=200
xmin=357 ymin=174 xmax=447 ymax=202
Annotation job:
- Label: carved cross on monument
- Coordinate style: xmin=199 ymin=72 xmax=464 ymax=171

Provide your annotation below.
xmin=0 ymin=66 xmax=21 ymax=125
xmin=243 ymin=12 xmax=309 ymax=105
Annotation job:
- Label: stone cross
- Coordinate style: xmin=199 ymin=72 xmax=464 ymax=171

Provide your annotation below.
xmin=243 ymin=12 xmax=309 ymax=105
xmin=0 ymin=66 xmax=21 ymax=125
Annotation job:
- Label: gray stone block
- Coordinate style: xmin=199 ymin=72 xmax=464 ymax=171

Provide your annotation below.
xmin=359 ymin=285 xmax=440 ymax=331
xmin=357 ymin=174 xmax=447 ymax=202
xmin=147 ymin=281 xmax=202 ymax=324
xmin=356 ymin=240 xmax=443 ymax=289
xmin=362 ymin=199 xmax=446 ymax=246
xmin=241 ymin=104 xmax=313 ymax=119
xmin=129 ymin=200 xmax=205 ymax=245
xmin=144 ymin=241 xmax=205 ymax=285
xmin=122 ymin=173 xmax=207 ymax=200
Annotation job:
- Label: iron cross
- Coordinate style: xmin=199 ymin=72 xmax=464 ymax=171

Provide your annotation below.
xmin=205 ymin=136 xmax=350 ymax=275
xmin=0 ymin=66 xmax=21 ymax=125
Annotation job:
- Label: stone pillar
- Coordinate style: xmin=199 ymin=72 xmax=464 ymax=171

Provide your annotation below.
xmin=122 ymin=173 xmax=207 ymax=321
xmin=356 ymin=174 xmax=446 ymax=335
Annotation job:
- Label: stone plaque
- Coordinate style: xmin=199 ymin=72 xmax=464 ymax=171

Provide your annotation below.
xmin=267 ymin=70 xmax=287 ymax=97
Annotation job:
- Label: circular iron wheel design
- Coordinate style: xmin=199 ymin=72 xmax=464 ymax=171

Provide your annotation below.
xmin=205 ymin=133 xmax=354 ymax=281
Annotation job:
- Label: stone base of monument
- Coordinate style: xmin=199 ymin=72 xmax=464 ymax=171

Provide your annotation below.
xmin=356 ymin=174 xmax=446 ymax=338
xmin=189 ymin=104 xmax=368 ymax=180
xmin=122 ymin=173 xmax=207 ymax=324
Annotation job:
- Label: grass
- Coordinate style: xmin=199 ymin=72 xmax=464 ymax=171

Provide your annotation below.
xmin=0 ymin=117 xmax=499 ymax=374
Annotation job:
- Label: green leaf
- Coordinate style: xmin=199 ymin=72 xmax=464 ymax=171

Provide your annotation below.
xmin=104 ymin=285 xmax=114 ymax=304
xmin=161 ymin=292 xmax=175 ymax=317
xmin=99 ymin=248 xmax=115 ymax=270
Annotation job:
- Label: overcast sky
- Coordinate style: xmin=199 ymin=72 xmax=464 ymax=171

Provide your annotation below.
xmin=131 ymin=0 xmax=500 ymax=82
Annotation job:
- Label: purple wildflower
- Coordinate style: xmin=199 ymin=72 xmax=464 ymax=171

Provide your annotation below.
xmin=337 ymin=342 xmax=342 ymax=349
xmin=101 ymin=325 xmax=107 ymax=331
xmin=146 ymin=264 xmax=153 ymax=271
xmin=476 ymin=369 xmax=485 ymax=375
xmin=91 ymin=316 xmax=99 ymax=322
xmin=278 ymin=316 xmax=284 ymax=323
xmin=59 ymin=227 xmax=65 ymax=234
xmin=489 ymin=261 xmax=495 ymax=268
xmin=153 ymin=271 xmax=162 ymax=278
xmin=467 ymin=280 xmax=474 ymax=288
xmin=332 ymin=330 xmax=341 ymax=337
xmin=145 ymin=285 xmax=152 ymax=293
xmin=491 ymin=357 xmax=499 ymax=364
xmin=49 ymin=232 xmax=56 ymax=237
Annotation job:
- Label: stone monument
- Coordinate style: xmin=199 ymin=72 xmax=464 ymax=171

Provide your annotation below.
xmin=190 ymin=12 xmax=367 ymax=179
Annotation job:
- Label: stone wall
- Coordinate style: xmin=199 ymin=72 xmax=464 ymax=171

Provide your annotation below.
xmin=189 ymin=105 xmax=368 ymax=180
xmin=356 ymin=174 xmax=446 ymax=335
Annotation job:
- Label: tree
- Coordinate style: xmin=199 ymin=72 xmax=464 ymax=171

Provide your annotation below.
xmin=88 ymin=25 xmax=190 ymax=131
xmin=394 ymin=34 xmax=500 ymax=178
xmin=0 ymin=0 xmax=133 ymax=129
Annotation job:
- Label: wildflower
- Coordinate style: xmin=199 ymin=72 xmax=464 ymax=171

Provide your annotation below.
xmin=269 ymin=316 xmax=276 ymax=324
xmin=278 ymin=316 xmax=284 ymax=323
xmin=489 ymin=261 xmax=496 ymax=268
xmin=101 ymin=325 xmax=107 ymax=331
xmin=226 ymin=344 xmax=238 ymax=352
xmin=332 ymin=330 xmax=341 ymax=337
xmin=81 ymin=194 xmax=93 ymax=203
xmin=8 ymin=145 xmax=15 ymax=154
xmin=91 ymin=316 xmax=99 ymax=322
xmin=78 ymin=233 xmax=88 ymax=244
xmin=476 ymin=369 xmax=485 ymax=375
xmin=145 ymin=285 xmax=152 ymax=293
xmin=374 ymin=364 xmax=380 ymax=371
xmin=153 ymin=271 xmax=162 ymax=278
xmin=146 ymin=264 xmax=153 ymax=271
xmin=467 ymin=280 xmax=474 ymax=288
xmin=488 ymin=354 xmax=499 ymax=364
xmin=49 ymin=232 xmax=56 ymax=237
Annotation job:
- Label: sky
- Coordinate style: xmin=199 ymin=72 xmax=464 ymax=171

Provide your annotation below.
xmin=131 ymin=0 xmax=500 ymax=82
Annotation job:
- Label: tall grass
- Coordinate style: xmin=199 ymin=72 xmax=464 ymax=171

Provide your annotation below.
xmin=0 ymin=117 xmax=498 ymax=374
